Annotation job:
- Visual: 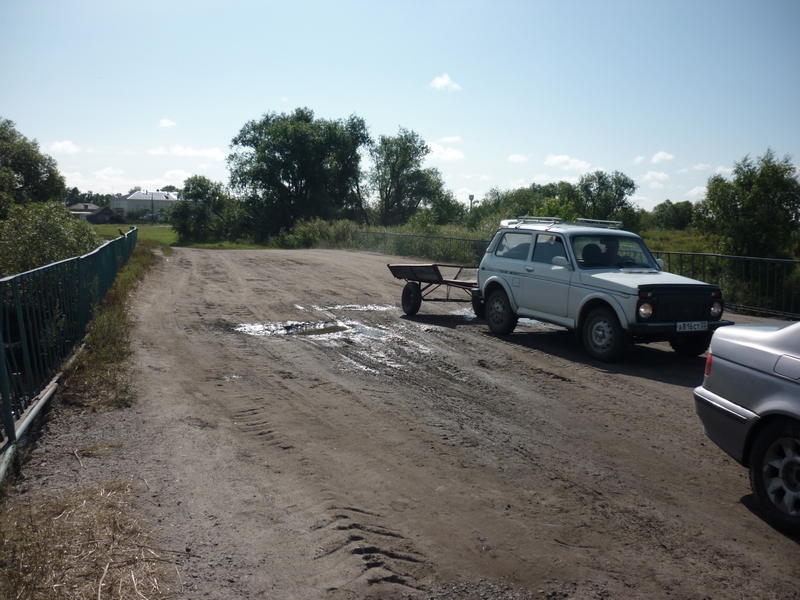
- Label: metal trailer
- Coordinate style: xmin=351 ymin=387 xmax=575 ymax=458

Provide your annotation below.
xmin=387 ymin=263 xmax=484 ymax=317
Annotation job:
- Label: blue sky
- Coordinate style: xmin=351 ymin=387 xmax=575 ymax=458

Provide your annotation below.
xmin=2 ymin=0 xmax=798 ymax=211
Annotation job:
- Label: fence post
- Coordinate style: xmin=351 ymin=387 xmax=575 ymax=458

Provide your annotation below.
xmin=0 ymin=313 xmax=16 ymax=445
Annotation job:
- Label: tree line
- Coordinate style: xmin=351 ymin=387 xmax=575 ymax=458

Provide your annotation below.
xmin=2 ymin=112 xmax=799 ymax=270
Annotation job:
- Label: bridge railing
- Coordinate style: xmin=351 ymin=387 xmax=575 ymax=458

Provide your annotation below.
xmin=1 ymin=228 xmax=137 ymax=451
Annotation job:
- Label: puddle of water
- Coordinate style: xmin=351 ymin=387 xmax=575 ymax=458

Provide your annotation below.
xmin=312 ymin=304 xmax=394 ymax=312
xmin=234 ymin=304 xmax=434 ymax=378
xmin=235 ymin=320 xmax=350 ymax=337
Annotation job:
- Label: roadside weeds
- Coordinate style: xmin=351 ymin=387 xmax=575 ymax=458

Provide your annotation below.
xmin=0 ymin=241 xmax=180 ymax=600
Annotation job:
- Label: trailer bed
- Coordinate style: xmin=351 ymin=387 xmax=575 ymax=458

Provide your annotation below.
xmin=387 ymin=263 xmax=481 ymax=316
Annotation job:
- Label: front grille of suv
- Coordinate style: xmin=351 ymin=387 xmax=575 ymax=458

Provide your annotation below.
xmin=654 ymin=292 xmax=710 ymax=322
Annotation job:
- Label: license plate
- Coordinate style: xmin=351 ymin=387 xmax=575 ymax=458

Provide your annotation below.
xmin=677 ymin=321 xmax=707 ymax=332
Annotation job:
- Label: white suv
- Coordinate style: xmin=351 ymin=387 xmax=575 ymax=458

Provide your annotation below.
xmin=476 ymin=217 xmax=732 ymax=361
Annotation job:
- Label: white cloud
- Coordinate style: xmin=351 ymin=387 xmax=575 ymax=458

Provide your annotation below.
xmin=429 ymin=73 xmax=461 ymax=91
xmin=633 ymin=156 xmax=646 ymax=164
xmin=651 ymin=151 xmax=674 ymax=164
xmin=147 ymin=145 xmax=225 ymax=160
xmin=715 ymin=166 xmax=733 ymax=176
xmin=440 ymin=136 xmax=462 ymax=143
xmin=427 ymin=142 xmax=464 ymax=161
xmin=159 ymin=118 xmax=177 ymax=128
xmin=641 ymin=171 xmax=669 ymax=189
xmin=508 ymin=154 xmax=528 ymax=163
xmin=46 ymin=140 xmax=81 ymax=154
xmin=544 ymin=154 xmax=592 ymax=172
xmin=692 ymin=163 xmax=711 ymax=171
xmin=686 ymin=186 xmax=706 ymax=199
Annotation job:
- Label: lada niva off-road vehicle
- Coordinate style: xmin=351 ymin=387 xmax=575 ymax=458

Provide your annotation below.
xmin=389 ymin=217 xmax=732 ymax=361
xmin=475 ymin=217 xmax=732 ymax=361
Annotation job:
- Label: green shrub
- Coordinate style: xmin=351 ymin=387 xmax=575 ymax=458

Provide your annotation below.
xmin=0 ymin=202 xmax=101 ymax=277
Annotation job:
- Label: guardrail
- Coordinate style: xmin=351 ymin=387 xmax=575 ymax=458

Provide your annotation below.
xmin=653 ymin=251 xmax=800 ymax=319
xmin=1 ymin=228 xmax=138 ymax=472
xmin=356 ymin=231 xmax=800 ymax=319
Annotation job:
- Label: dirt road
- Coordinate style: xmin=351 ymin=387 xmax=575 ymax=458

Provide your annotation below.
xmin=24 ymin=249 xmax=800 ymax=598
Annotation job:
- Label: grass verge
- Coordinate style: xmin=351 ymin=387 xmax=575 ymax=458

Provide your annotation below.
xmin=0 ymin=240 xmax=180 ymax=600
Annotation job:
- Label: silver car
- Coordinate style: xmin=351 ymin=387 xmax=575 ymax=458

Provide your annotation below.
xmin=694 ymin=320 xmax=800 ymax=534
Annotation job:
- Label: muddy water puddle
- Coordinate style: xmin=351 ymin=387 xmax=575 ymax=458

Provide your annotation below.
xmin=235 ymin=304 xmax=429 ymax=376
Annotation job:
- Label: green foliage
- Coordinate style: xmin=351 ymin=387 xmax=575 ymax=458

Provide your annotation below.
xmin=63 ymin=187 xmax=116 ymax=208
xmin=0 ymin=118 xmax=66 ymax=218
xmin=650 ymin=199 xmax=695 ymax=230
xmin=575 ymin=170 xmax=638 ymax=222
xmin=0 ymin=202 xmax=102 ymax=277
xmin=640 ymin=229 xmax=713 ymax=253
xmin=169 ymin=175 xmax=241 ymax=242
xmin=369 ymin=128 xmax=447 ymax=226
xmin=228 ymin=107 xmax=370 ymax=242
xmin=694 ymin=149 xmax=800 ymax=258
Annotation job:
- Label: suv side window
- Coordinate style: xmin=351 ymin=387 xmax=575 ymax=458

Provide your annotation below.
xmin=532 ymin=234 xmax=566 ymax=264
xmin=494 ymin=232 xmax=531 ymax=261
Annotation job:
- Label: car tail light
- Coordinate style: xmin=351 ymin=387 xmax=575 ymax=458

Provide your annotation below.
xmin=704 ymin=352 xmax=713 ymax=377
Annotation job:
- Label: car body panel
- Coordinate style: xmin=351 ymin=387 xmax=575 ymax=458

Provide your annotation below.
xmin=694 ymin=321 xmax=800 ymax=465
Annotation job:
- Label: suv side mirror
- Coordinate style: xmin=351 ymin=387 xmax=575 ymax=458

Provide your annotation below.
xmin=552 ymin=256 xmax=572 ymax=269
xmin=656 ymin=258 xmax=664 ymax=269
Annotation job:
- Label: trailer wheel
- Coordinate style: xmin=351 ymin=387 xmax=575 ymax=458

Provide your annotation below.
xmin=401 ymin=282 xmax=422 ymax=316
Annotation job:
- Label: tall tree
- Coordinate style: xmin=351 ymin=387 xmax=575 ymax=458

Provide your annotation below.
xmin=169 ymin=175 xmax=241 ymax=242
xmin=576 ymin=170 xmax=637 ymax=222
xmin=369 ymin=128 xmax=442 ymax=226
xmin=228 ymin=108 xmax=370 ymax=241
xmin=651 ymin=199 xmax=694 ymax=230
xmin=695 ymin=149 xmax=800 ymax=258
xmin=0 ymin=118 xmax=66 ymax=218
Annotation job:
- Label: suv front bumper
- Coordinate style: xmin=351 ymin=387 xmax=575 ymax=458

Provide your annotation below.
xmin=627 ymin=319 xmax=734 ymax=335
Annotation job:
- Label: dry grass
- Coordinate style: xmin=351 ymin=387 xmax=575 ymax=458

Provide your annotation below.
xmin=1 ymin=241 xmax=182 ymax=599
xmin=0 ymin=481 xmax=181 ymax=599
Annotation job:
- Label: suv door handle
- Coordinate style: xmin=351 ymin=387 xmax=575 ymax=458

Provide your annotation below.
xmin=525 ymin=266 xmax=534 ymax=272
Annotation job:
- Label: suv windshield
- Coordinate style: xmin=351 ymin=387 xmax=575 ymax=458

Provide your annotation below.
xmin=573 ymin=234 xmax=657 ymax=269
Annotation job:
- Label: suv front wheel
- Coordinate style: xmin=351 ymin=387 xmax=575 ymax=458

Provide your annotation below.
xmin=582 ymin=307 xmax=625 ymax=361
xmin=486 ymin=289 xmax=518 ymax=335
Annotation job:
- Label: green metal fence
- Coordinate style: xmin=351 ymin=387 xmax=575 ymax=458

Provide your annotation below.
xmin=354 ymin=231 xmax=490 ymax=265
xmin=653 ymin=251 xmax=800 ymax=319
xmin=1 ymin=228 xmax=138 ymax=452
xmin=357 ymin=231 xmax=800 ymax=319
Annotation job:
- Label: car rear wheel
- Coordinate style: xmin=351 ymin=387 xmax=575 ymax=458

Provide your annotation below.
xmin=669 ymin=333 xmax=712 ymax=356
xmin=582 ymin=307 xmax=625 ymax=361
xmin=401 ymin=281 xmax=422 ymax=316
xmin=486 ymin=289 xmax=517 ymax=335
xmin=749 ymin=419 xmax=800 ymax=536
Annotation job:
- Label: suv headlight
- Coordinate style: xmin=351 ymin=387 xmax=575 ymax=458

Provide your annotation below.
xmin=710 ymin=301 xmax=723 ymax=319
xmin=638 ymin=302 xmax=654 ymax=320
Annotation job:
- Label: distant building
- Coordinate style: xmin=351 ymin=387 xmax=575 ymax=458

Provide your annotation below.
xmin=112 ymin=189 xmax=179 ymax=220
xmin=68 ymin=203 xmax=114 ymax=224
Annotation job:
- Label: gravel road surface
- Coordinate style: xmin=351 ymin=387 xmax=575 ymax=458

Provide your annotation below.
xmin=16 ymin=248 xmax=800 ymax=599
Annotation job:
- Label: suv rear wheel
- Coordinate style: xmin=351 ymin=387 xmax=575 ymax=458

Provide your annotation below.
xmin=749 ymin=419 xmax=800 ymax=536
xmin=583 ymin=307 xmax=625 ymax=361
xmin=486 ymin=289 xmax=517 ymax=335
xmin=669 ymin=333 xmax=712 ymax=356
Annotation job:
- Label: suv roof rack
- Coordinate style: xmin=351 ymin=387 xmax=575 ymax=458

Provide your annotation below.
xmin=574 ymin=218 xmax=623 ymax=229
xmin=500 ymin=216 xmax=563 ymax=227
